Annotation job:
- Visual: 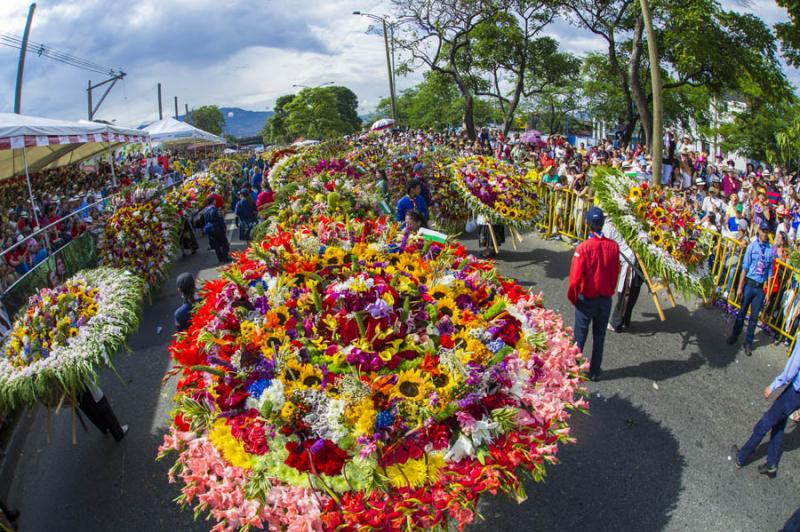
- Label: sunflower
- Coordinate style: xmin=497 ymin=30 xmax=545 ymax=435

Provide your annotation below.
xmin=628 ymin=186 xmax=643 ymax=203
xmin=650 ymin=230 xmax=664 ymax=246
xmin=390 ymin=368 xmax=434 ymax=402
xmin=436 ymin=296 xmax=458 ymax=318
xmin=68 ymin=327 xmax=79 ymax=338
xmin=653 ymin=206 xmax=666 ymax=219
xmin=322 ymin=246 xmax=348 ymax=267
xmin=428 ymin=285 xmax=450 ymax=301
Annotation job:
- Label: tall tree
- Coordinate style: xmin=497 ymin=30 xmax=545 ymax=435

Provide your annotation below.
xmin=261 ymin=94 xmax=296 ymax=145
xmin=326 ymin=86 xmax=362 ymax=133
xmin=391 ymin=0 xmax=504 ymax=139
xmin=283 ymin=88 xmax=349 ymax=140
xmin=187 ymin=105 xmax=225 ymax=136
xmin=469 ymin=2 xmax=557 ymax=135
xmin=776 ymin=0 xmax=800 ymax=67
xmin=376 ymin=71 xmax=465 ymax=129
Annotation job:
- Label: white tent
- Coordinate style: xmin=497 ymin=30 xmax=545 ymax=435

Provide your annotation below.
xmin=0 ymin=113 xmax=147 ymax=181
xmin=0 ymin=112 xmax=149 ymax=225
xmin=143 ymin=117 xmax=224 ymax=146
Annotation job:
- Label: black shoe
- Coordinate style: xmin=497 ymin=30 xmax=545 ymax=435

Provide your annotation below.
xmin=731 ymin=444 xmax=744 ymax=468
xmin=589 ymin=371 xmax=601 ymax=382
xmin=744 ymin=344 xmax=753 ymax=357
xmin=5 ymin=508 xmax=19 ymax=522
xmin=726 ymin=335 xmax=737 ymax=345
xmin=758 ymin=462 xmax=777 ymax=478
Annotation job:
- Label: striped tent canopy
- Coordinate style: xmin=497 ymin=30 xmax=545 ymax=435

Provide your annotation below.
xmin=0 ymin=113 xmax=147 ymax=180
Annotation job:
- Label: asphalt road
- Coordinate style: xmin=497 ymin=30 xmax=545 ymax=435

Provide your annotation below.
xmin=5 ymin=229 xmax=799 ymax=532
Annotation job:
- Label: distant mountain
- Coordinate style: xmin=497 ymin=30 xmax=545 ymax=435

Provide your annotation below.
xmin=175 ymin=107 xmax=273 ymax=139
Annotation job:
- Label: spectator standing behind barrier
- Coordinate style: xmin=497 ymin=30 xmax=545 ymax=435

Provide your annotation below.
xmin=732 ymin=338 xmax=800 ymax=478
xmin=567 ymin=207 xmax=620 ymax=381
xmin=727 ymin=221 xmax=776 ymax=356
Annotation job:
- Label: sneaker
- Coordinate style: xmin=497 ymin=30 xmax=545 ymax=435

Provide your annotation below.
xmin=114 ymin=424 xmax=129 ymax=441
xmin=726 ymin=335 xmax=737 ymax=345
xmin=757 ymin=462 xmax=777 ymax=478
xmin=730 ymin=444 xmax=744 ymax=468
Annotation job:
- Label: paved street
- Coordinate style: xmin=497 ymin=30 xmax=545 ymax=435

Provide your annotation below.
xmin=4 ymin=230 xmax=799 ymax=531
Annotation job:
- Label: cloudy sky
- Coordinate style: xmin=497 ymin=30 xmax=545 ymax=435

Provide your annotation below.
xmin=0 ymin=0 xmax=795 ymax=127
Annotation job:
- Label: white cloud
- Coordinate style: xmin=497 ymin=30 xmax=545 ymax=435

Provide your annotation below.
xmin=0 ymin=0 xmax=795 ymax=126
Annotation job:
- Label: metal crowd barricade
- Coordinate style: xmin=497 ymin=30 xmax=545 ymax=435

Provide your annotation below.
xmin=762 ymin=258 xmax=800 ymax=350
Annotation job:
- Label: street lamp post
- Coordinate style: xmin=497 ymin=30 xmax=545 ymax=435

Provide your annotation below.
xmin=292 ymin=81 xmax=334 ymax=89
xmin=353 ymin=11 xmax=397 ymax=123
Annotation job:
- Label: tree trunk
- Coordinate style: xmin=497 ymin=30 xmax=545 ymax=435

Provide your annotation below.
xmin=630 ymin=14 xmax=652 ymax=150
xmin=502 ymin=66 xmax=526 ymax=136
xmin=640 ymin=0 xmax=663 ymax=186
xmin=463 ymin=93 xmax=477 ymax=140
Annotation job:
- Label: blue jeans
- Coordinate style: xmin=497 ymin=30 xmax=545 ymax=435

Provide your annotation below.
xmin=739 ymin=386 xmax=800 ymax=467
xmin=574 ymin=296 xmax=612 ymax=376
xmin=732 ymin=279 xmax=765 ymax=346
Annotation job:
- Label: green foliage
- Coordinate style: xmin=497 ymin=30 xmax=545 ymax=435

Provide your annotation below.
xmin=719 ymin=99 xmax=800 ymax=169
xmin=186 ymin=105 xmax=225 ymax=136
xmin=263 ymin=87 xmax=361 ymax=143
xmin=776 ymin=0 xmax=800 ymax=67
xmin=261 ymin=94 xmax=296 ymax=145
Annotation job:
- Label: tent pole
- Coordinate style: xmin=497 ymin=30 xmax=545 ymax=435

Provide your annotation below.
xmin=108 ymin=144 xmax=117 ymax=186
xmin=21 ymin=146 xmax=40 ymax=228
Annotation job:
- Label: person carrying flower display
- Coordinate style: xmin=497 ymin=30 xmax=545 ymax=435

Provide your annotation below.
xmin=567 ymin=207 xmax=620 ymax=381
xmin=203 ymin=196 xmax=230 ymax=264
xmin=727 ymin=221 xmax=776 ymax=356
xmin=174 ymin=272 xmax=196 ymax=333
xmin=77 ymin=379 xmax=128 ymax=441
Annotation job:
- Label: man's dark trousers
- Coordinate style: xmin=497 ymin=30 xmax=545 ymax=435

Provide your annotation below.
xmin=732 ymin=278 xmax=765 ymax=347
xmin=738 ymin=385 xmax=800 ymax=468
xmin=574 ymin=295 xmax=612 ymax=376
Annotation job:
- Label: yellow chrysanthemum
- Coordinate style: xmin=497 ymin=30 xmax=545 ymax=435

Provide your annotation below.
xmin=208 ymin=419 xmax=252 ymax=469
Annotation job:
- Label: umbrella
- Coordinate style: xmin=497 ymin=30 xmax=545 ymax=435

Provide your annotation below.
xmin=519 ymin=130 xmax=543 ymax=143
xmin=371 ymin=118 xmax=396 ymax=131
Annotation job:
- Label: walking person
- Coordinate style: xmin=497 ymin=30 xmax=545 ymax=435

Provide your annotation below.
xmin=77 ymin=378 xmax=128 ymax=441
xmin=567 ymin=207 xmax=620 ymax=381
xmin=203 ymin=196 xmax=231 ymax=264
xmin=727 ymin=221 xmax=776 ymax=356
xmin=234 ymin=189 xmax=257 ymax=242
xmin=732 ymin=339 xmax=800 ymax=477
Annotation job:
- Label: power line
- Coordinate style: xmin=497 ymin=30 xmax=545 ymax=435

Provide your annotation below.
xmin=0 ymin=32 xmax=123 ymax=77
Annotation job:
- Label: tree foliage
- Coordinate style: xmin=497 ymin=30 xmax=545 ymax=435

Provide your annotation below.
xmin=261 ymin=87 xmax=361 ymax=144
xmin=776 ymin=0 xmax=800 ymax=67
xmin=187 ymin=105 xmax=225 ymax=136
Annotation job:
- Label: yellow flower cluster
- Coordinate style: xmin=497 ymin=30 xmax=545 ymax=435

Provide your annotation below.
xmin=209 ymin=419 xmax=253 ymax=470
xmin=385 ymin=454 xmax=446 ymax=488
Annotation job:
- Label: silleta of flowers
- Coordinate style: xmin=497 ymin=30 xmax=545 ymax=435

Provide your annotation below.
xmin=0 ymin=267 xmax=144 ymax=409
xmin=452 ymin=156 xmax=540 ymax=229
xmin=100 ymin=196 xmax=178 ymax=293
xmin=593 ymin=168 xmax=709 ymax=296
xmin=160 ymin=215 xmax=586 ymax=530
xmin=167 ymin=174 xmax=218 ymax=217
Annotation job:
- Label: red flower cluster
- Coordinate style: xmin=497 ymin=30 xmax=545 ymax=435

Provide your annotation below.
xmin=285 ymin=439 xmax=349 ymax=476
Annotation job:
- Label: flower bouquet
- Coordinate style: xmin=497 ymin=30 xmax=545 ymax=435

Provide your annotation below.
xmin=99 ymin=197 xmax=178 ymax=293
xmin=452 ymin=156 xmax=540 ymax=230
xmin=167 ymin=174 xmax=217 ymax=217
xmin=159 ymin=218 xmax=586 ymax=531
xmin=0 ymin=267 xmax=144 ymax=409
xmin=592 ymin=168 xmax=709 ymax=296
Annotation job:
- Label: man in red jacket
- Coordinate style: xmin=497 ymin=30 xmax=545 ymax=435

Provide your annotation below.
xmin=567 ymin=206 xmax=620 ymax=381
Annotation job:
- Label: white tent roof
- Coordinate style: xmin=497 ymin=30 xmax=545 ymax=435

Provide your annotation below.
xmin=143 ymin=117 xmax=224 ymax=146
xmin=0 ymin=113 xmax=148 ymax=180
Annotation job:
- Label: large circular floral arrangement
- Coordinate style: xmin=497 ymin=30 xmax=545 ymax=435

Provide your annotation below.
xmin=452 ymin=156 xmax=540 ymax=229
xmin=167 ymin=174 xmax=218 ymax=217
xmin=159 ymin=216 xmax=586 ymax=530
xmin=252 ymin=174 xmax=381 ymax=241
xmin=0 ymin=267 xmax=144 ymax=409
xmin=99 ymin=197 xmax=178 ymax=293
xmin=593 ymin=168 xmax=710 ymax=296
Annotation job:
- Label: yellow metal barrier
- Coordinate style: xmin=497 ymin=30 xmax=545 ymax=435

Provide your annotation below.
xmin=535 ymin=184 xmax=593 ymax=241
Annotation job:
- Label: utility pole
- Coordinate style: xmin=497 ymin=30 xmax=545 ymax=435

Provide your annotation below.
xmin=157 ymin=83 xmax=163 ymax=120
xmin=174 ymin=96 xmax=178 ymax=119
xmin=640 ymin=0 xmax=663 ymax=187
xmin=13 ymin=3 xmax=36 ymax=114
xmin=382 ymin=18 xmax=397 ymax=122
xmin=185 ymin=103 xmax=189 ymax=117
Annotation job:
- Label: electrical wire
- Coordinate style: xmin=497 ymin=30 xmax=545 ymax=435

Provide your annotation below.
xmin=0 ymin=32 xmax=123 ymax=77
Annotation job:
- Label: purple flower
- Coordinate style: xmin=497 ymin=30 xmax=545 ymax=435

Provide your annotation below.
xmin=366 ymin=298 xmax=391 ymax=319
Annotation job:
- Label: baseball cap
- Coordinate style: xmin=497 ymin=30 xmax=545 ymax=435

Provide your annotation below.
xmin=759 ymin=221 xmax=770 ymax=232
xmin=586 ymin=206 xmax=605 ymax=227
